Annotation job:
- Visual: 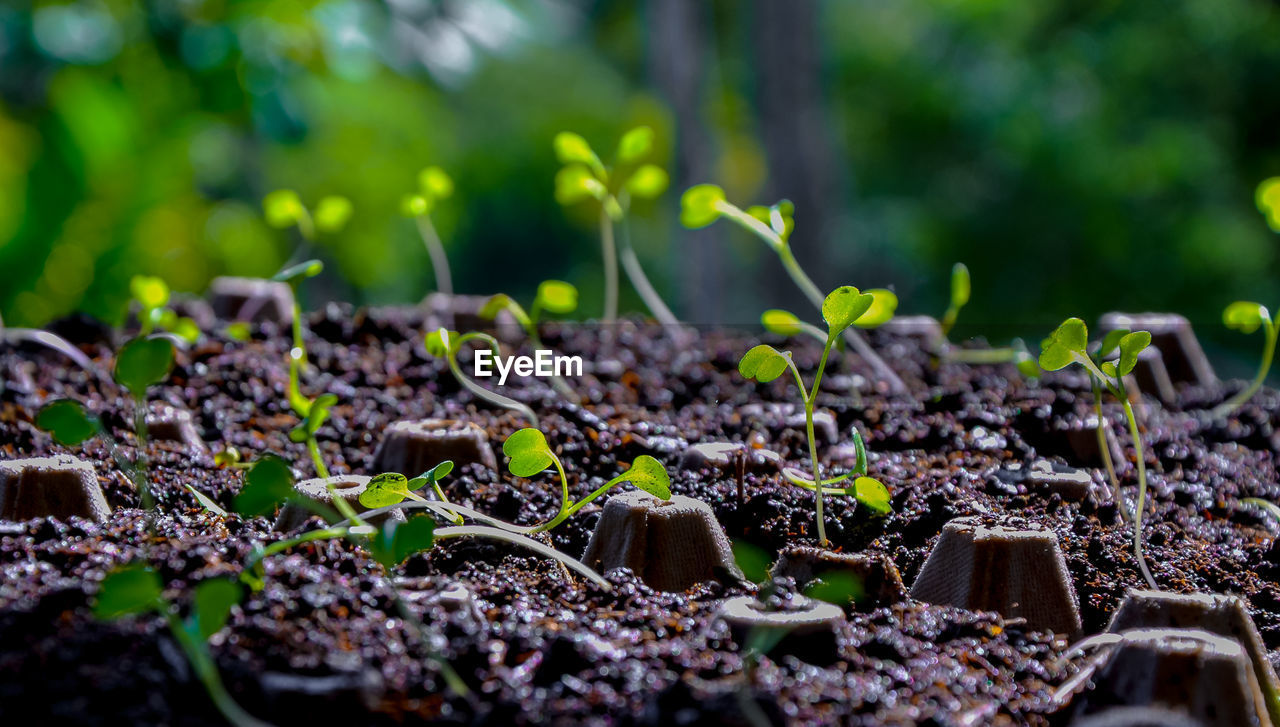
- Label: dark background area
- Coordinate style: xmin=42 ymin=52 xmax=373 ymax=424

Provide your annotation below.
xmin=3 ymin=0 xmax=1280 ymax=374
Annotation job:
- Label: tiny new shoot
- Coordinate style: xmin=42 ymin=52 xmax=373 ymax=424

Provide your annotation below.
xmin=681 ymin=185 xmax=905 ymax=393
xmin=359 ymin=461 xmax=462 ymax=525
xmin=480 ymin=280 xmax=581 ymax=403
xmin=555 ymin=126 xmax=677 ymax=326
xmin=740 ymin=286 xmax=893 ymax=547
xmin=1040 ymin=318 xmax=1157 ymax=589
xmin=504 ymin=427 xmax=671 ymax=532
xmin=402 ymin=166 xmax=456 ymax=300
xmin=38 ymin=335 xmax=175 ymax=513
xmin=1214 ymin=301 xmax=1278 ymax=418
xmin=427 ymin=327 xmax=540 ymax=426
xmin=94 ymin=566 xmax=264 ymax=727
xmin=130 ymin=275 xmax=200 ymax=344
xmin=935 ymin=263 xmax=1039 ymax=376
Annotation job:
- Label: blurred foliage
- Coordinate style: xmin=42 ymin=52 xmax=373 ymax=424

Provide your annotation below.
xmin=2 ymin=0 xmax=1280 ymax=374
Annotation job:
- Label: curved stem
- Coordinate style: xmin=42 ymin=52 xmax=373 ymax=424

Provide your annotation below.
xmin=415 ymin=215 xmax=454 ymax=299
xmin=713 ymin=201 xmax=906 ymax=394
xmin=164 ymin=612 xmax=272 ymax=727
xmin=618 ymin=219 xmax=679 ymax=326
xmin=1121 ymin=397 xmax=1158 ymax=590
xmin=1215 ymin=321 xmax=1278 ymax=418
xmin=447 ymin=333 xmax=539 ymax=427
xmin=530 ymin=454 xmax=571 ymax=532
xmin=599 ymin=207 xmax=618 ymax=327
xmin=523 ymin=320 xmax=581 ymax=405
xmin=1093 ymin=377 xmax=1128 ymax=524
xmin=434 ymin=525 xmax=610 ymax=588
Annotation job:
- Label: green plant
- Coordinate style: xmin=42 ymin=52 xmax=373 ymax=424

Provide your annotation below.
xmin=425 ymin=327 xmax=540 ymax=426
xmin=130 ymin=275 xmax=200 ymax=343
xmin=401 ymin=166 xmax=456 ymax=300
xmin=680 ymin=185 xmax=905 ymax=393
xmin=480 ymin=280 xmax=581 ymax=403
xmin=1214 ymin=301 xmax=1278 ymax=418
xmin=37 ymin=335 xmax=175 ymax=512
xmin=933 ymin=263 xmax=1039 ymax=376
xmin=502 ymin=427 xmax=671 ymax=532
xmin=1040 ymin=317 xmax=1157 ymax=589
xmin=740 ymin=286 xmax=893 ymax=547
xmin=940 ymin=262 xmax=970 ymax=337
xmin=554 ymin=127 xmax=677 ymax=325
xmin=262 ymin=189 xmax=352 ymax=246
xmin=359 ymin=462 xmax=463 ymax=525
xmin=94 ymin=565 xmax=265 ymax=726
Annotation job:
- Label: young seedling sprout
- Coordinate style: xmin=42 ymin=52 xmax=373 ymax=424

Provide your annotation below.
xmin=38 ymin=335 xmax=175 ymax=513
xmin=1040 ymin=318 xmax=1157 ymax=589
xmin=130 ymin=275 xmax=200 ymax=344
xmin=426 ymin=327 xmax=540 ymax=426
xmin=740 ymin=286 xmax=893 ymax=547
xmin=934 ymin=262 xmax=1039 ymax=374
xmin=480 ymin=280 xmax=581 ymax=403
xmin=554 ymin=127 xmax=678 ymax=326
xmin=402 ymin=166 xmax=456 ymax=300
xmin=1213 ymin=301 xmax=1278 ymax=418
xmin=681 ymin=185 xmax=906 ymax=393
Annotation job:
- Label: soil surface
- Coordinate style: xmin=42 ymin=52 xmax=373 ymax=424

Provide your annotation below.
xmin=3 ymin=304 xmax=1279 ymax=726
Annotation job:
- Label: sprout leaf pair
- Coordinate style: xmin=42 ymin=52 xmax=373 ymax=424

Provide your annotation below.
xmin=1215 ymin=301 xmax=1278 ymax=418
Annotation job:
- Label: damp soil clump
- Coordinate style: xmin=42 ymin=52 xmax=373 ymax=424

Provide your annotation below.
xmin=2 ymin=304 xmax=1279 ymax=725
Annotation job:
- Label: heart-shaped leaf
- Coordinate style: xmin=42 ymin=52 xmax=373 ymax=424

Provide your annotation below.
xmin=950 ymin=263 xmax=971 ymax=309
xmin=854 ymin=477 xmax=891 ymax=516
xmin=130 ymin=275 xmax=170 ymax=310
xmin=369 ymin=516 xmax=437 ymax=568
xmin=1098 ymin=328 xmax=1128 ymax=360
xmin=419 ymin=166 xmax=454 ymax=200
xmin=114 ymin=336 xmax=174 ymax=396
xmin=194 ymin=579 xmax=242 ymax=639
xmin=535 ymin=280 xmax=578 ymax=315
xmin=360 ymin=472 xmax=413 ymax=508
xmin=314 ymin=196 xmax=353 ymax=234
xmin=738 ymin=344 xmax=790 ymax=383
xmin=234 ymin=455 xmax=295 ymax=517
xmin=37 ymin=400 xmax=101 ymax=446
xmin=821 ymin=286 xmax=875 ymax=335
xmin=555 ymin=165 xmax=608 ymax=205
xmin=854 ymin=288 xmax=898 ymax=329
xmin=761 ymin=309 xmax=804 ymax=336
xmin=401 ymin=194 xmax=430 ymax=217
xmin=1224 ymin=301 xmax=1270 ymax=335
xmin=553 ymin=132 xmax=603 ymax=173
xmin=272 ymin=259 xmax=324 ymax=285
xmin=1117 ymin=331 xmax=1152 ymax=377
xmin=1039 ymin=318 xmax=1088 ymax=371
xmin=731 ymin=540 xmax=771 ymax=584
xmin=625 ymin=165 xmax=668 ymax=199
xmin=504 ymin=428 xmax=554 ymax=478
xmin=94 ymin=565 xmax=163 ymax=619
xmin=425 ymin=328 xmax=458 ymax=358
xmin=615 ymin=455 xmax=671 ymax=500
xmin=407 ymin=460 xmax=455 ymax=492
xmin=616 ymin=126 xmax=654 ymax=163
xmin=679 ymin=184 xmax=725 ymax=228
xmin=263 ymin=189 xmax=304 ymax=229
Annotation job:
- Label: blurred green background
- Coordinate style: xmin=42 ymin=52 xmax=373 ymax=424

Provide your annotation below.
xmin=4 ymin=0 xmax=1280 ymax=368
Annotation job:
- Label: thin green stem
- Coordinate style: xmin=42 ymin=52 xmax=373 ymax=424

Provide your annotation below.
xmin=1121 ymin=397 xmax=1158 ymax=590
xmin=713 ymin=201 xmax=906 ymax=394
xmin=1093 ymin=377 xmax=1128 ymax=524
xmin=132 ymin=396 xmax=154 ymax=512
xmin=164 ymin=611 xmax=272 ymax=727
xmin=617 ymin=219 xmax=679 ymax=326
xmin=944 ymin=346 xmax=1017 ymax=365
xmin=530 ymin=454 xmax=571 ymax=532
xmin=519 ymin=309 xmax=581 ymax=405
xmin=305 ymin=438 xmax=330 ymax=480
xmin=808 ymin=338 xmax=837 ymax=547
xmin=415 ymin=215 xmax=454 ymax=299
xmin=446 ymin=334 xmax=539 ymax=427
xmin=1215 ymin=321 xmax=1278 ymax=418
xmin=599 ymin=207 xmax=618 ymax=326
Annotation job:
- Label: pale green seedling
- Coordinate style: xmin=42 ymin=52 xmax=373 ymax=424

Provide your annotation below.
xmin=480 ymin=280 xmax=581 ymax=403
xmin=426 ymin=327 xmax=540 ymax=427
xmin=402 ymin=166 xmax=456 ymax=299
xmin=1214 ymin=302 xmax=1278 ymax=418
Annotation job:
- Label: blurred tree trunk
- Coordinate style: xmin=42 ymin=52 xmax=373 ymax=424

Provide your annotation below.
xmin=750 ymin=0 xmax=845 ymax=308
xmin=647 ymin=0 xmax=725 ymax=323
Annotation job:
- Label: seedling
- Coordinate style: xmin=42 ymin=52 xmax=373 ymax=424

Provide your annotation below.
xmin=1040 ymin=317 xmax=1157 ymax=589
xmin=740 ymin=286 xmax=893 ymax=547
xmin=933 ymin=263 xmax=1039 ymax=376
xmin=37 ymin=335 xmax=175 ymax=512
xmin=401 ymin=166 xmax=456 ymax=300
xmin=426 ymin=327 xmax=540 ymax=426
xmin=503 ymin=427 xmax=671 ymax=532
xmin=130 ymin=275 xmax=200 ymax=343
xmin=480 ymin=280 xmax=582 ymax=403
xmin=1214 ymin=301 xmax=1278 ymax=418
xmin=94 ymin=565 xmax=264 ymax=726
xmin=262 ymin=189 xmax=352 ymax=244
xmin=681 ymin=185 xmax=905 ymax=393
xmin=359 ymin=462 xmax=463 ymax=525
xmin=554 ymin=127 xmax=678 ymax=326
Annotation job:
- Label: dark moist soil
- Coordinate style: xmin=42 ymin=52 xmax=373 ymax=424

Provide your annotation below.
xmin=3 ymin=303 xmax=1279 ymax=726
